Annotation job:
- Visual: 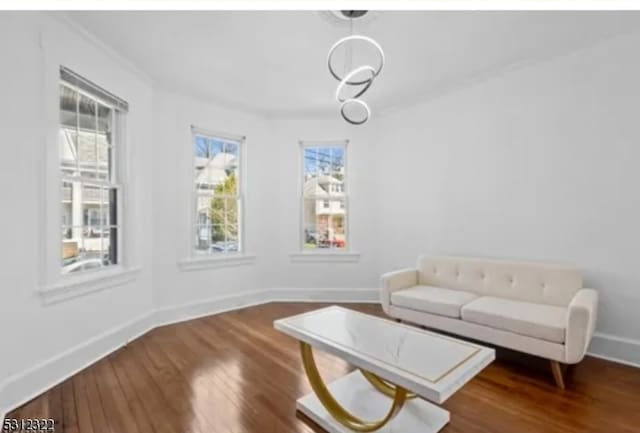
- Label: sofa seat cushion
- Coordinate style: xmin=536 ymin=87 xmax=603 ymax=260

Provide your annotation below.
xmin=461 ymin=296 xmax=567 ymax=343
xmin=391 ymin=285 xmax=479 ymax=318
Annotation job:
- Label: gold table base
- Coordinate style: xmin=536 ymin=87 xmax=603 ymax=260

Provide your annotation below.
xmin=300 ymin=342 xmax=415 ymax=432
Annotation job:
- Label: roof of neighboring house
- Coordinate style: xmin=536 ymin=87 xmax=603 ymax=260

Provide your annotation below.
xmin=195 ymin=152 xmax=237 ymax=188
xmin=59 ymin=128 xmax=110 ymax=167
xmin=303 ymin=174 xmax=344 ymax=197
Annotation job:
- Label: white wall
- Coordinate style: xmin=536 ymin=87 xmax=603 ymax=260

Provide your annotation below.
xmin=375 ymin=31 xmax=640 ymax=359
xmin=0 ymin=12 xmax=154 ymax=409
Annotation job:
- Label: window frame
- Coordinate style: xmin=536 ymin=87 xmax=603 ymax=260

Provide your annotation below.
xmin=298 ymin=139 xmax=351 ymax=254
xmin=58 ymin=79 xmax=124 ymax=278
xmin=189 ymin=125 xmax=246 ymax=258
xmin=38 ymin=63 xmax=138 ymax=304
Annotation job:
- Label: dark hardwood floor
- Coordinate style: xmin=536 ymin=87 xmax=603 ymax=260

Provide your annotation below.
xmin=7 ymin=303 xmax=640 ymax=433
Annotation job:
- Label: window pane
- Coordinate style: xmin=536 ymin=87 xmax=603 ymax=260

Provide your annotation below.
xmin=82 ymin=225 xmax=102 ymax=257
xmin=61 ymin=227 xmax=81 ymax=268
xmin=316 ymin=147 xmax=332 ymax=174
xmin=210 ymin=225 xmax=225 ymax=252
xmin=61 ymin=229 xmax=103 ymax=274
xmin=106 ymin=188 xmax=118 ymax=227
xmin=209 ymin=137 xmax=223 ymax=156
xmin=198 ymin=195 xmax=239 ymax=233
xmin=81 ymin=185 xmax=106 ymax=234
xmin=194 ymin=135 xmax=209 ymax=158
xmin=97 ymin=104 xmax=112 ymax=181
xmin=97 ymin=104 xmax=113 ymax=144
xmin=225 ymin=197 xmax=239 ymax=227
xmin=331 ymin=147 xmax=345 ymax=182
xmin=303 ymin=198 xmax=321 ymax=249
xmin=226 ymin=225 xmax=239 ymax=253
xmin=194 ymin=137 xmax=239 ymax=195
xmin=209 ymin=196 xmax=226 ymax=227
xmin=61 ymin=181 xmax=73 ymax=226
xmin=329 ymin=212 xmax=347 ymax=250
xmin=77 ymin=94 xmax=98 ymax=179
xmin=197 ymin=195 xmax=241 ymax=254
xmin=59 ymin=85 xmax=78 ymax=176
xmin=104 ymin=226 xmax=118 ymax=266
xmin=222 ymin=140 xmax=239 ymax=195
xmin=195 ymin=224 xmax=211 ymax=253
xmin=303 ymin=198 xmax=347 ymax=250
xmin=97 ymin=139 xmax=109 ymax=181
xmin=330 ymin=147 xmax=345 ymax=175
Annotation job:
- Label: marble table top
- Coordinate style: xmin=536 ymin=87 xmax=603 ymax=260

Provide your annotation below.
xmin=274 ymin=306 xmax=495 ymax=403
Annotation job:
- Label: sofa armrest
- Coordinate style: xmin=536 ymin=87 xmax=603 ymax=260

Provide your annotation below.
xmin=565 ymin=288 xmax=598 ymax=364
xmin=380 ymin=268 xmax=418 ymax=314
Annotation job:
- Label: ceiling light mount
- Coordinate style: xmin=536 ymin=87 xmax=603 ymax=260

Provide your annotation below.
xmin=338 ymin=10 xmax=368 ymax=20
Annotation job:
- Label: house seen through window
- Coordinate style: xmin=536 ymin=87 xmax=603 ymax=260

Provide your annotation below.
xmin=193 ymin=130 xmax=243 ymax=255
xmin=302 ymin=142 xmax=347 ymax=251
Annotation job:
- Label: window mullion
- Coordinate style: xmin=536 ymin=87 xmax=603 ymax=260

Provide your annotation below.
xmin=75 ymin=89 xmax=80 ymax=176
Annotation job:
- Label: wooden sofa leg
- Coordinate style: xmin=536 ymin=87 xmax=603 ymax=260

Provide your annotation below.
xmin=550 ymin=360 xmax=566 ymax=389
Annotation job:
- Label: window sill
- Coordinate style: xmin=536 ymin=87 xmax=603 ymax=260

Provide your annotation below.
xmin=178 ymin=254 xmax=256 ymax=271
xmin=39 ymin=266 xmax=141 ymax=305
xmin=289 ymin=252 xmax=361 ymax=263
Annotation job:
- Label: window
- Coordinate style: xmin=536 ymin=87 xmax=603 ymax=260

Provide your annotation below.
xmin=301 ymin=141 xmax=348 ymax=251
xmin=192 ymin=128 xmax=243 ymax=255
xmin=58 ymin=68 xmax=126 ymax=275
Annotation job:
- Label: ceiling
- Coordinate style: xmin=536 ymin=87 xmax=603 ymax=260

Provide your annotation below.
xmin=65 ymin=11 xmax=640 ymax=117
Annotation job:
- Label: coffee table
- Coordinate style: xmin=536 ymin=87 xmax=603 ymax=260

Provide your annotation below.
xmin=274 ymin=306 xmax=495 ymax=433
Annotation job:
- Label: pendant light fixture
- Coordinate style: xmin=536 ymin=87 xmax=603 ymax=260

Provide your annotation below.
xmin=327 ymin=11 xmax=384 ymax=125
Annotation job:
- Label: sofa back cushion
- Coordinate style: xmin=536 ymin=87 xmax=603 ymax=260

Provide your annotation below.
xmin=417 ymin=256 xmax=582 ymax=307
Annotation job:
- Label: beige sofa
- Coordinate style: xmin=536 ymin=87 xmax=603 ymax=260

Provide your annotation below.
xmin=381 ymin=256 xmax=598 ymax=388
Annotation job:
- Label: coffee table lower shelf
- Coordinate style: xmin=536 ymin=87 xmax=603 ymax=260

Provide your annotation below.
xmin=296 ymin=371 xmax=450 ymax=433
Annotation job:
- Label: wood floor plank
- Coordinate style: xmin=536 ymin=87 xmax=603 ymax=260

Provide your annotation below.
xmin=93 ymin=358 xmax=142 ymax=433
xmin=139 ymin=331 xmax=236 ymax=433
xmin=71 ymin=370 xmax=96 ymax=433
xmin=165 ymin=319 xmax=282 ymax=433
xmin=83 ymin=368 xmax=113 ymax=433
xmin=7 ymin=303 xmax=640 ymax=433
xmin=117 ymin=340 xmax=203 ymax=433
xmin=47 ymin=385 xmax=64 ymax=432
xmin=60 ymin=379 xmax=79 ymax=433
xmin=108 ymin=350 xmax=177 ymax=433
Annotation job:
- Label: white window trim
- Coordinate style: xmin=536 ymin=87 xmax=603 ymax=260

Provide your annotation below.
xmin=289 ymin=252 xmax=360 ymax=263
xmin=179 ymin=125 xmax=254 ymax=271
xmin=293 ymin=139 xmax=359 ymax=263
xmin=40 ymin=266 xmax=141 ymax=305
xmin=178 ymin=254 xmax=256 ymax=272
xmin=37 ymin=57 xmax=138 ymax=303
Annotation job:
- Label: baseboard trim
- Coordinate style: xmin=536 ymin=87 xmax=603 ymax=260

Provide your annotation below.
xmin=153 ymin=289 xmax=272 ymax=327
xmin=153 ymin=288 xmax=379 ymax=327
xmin=1 ymin=394 xmax=6 ymax=429
xmin=587 ymin=332 xmax=640 ymax=368
xmin=0 ymin=288 xmax=378 ymax=416
xmin=269 ymin=288 xmax=380 ymax=303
